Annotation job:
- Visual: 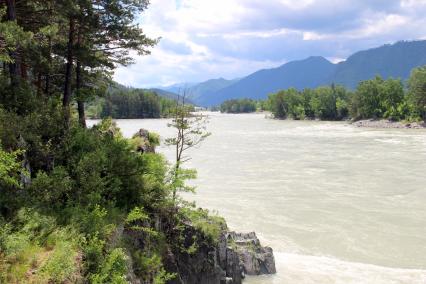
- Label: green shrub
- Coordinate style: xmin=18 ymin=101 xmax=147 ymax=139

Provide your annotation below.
xmin=91 ymin=248 xmax=128 ymax=284
xmin=181 ymin=207 xmax=227 ymax=245
xmin=153 ymin=268 xmax=176 ymax=284
xmin=41 ymin=235 xmax=79 ymax=283
xmin=81 ymin=235 xmax=106 ymax=275
xmin=16 ymin=208 xmax=56 ymax=244
xmin=29 ymin=167 xmax=74 ymax=211
xmin=1 ymin=232 xmax=32 ymax=261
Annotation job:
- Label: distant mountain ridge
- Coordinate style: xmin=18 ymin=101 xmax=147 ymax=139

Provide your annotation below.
xmin=161 ymin=78 xmax=238 ymax=101
xmin=203 ymin=56 xmax=335 ymax=106
xmin=157 ymin=40 xmax=426 ymax=106
xmin=331 ymin=40 xmax=426 ymax=89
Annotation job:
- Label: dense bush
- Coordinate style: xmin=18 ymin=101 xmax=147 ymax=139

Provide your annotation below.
xmin=349 ymin=76 xmax=405 ymax=120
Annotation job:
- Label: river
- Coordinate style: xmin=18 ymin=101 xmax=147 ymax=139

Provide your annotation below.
xmin=88 ymin=112 xmax=426 ymax=284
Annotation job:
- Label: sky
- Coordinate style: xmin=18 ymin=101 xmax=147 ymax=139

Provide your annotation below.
xmin=114 ymin=0 xmax=426 ymax=88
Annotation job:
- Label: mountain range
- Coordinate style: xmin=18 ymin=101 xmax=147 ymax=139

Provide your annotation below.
xmin=156 ymin=40 xmax=426 ymax=107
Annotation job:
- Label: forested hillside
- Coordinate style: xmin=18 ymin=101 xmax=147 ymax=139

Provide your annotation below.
xmin=332 ymin=41 xmax=426 ymax=89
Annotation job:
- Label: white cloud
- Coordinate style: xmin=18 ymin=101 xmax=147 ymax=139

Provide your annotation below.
xmin=401 ymin=0 xmax=426 ymax=8
xmin=114 ymin=0 xmax=426 ymax=87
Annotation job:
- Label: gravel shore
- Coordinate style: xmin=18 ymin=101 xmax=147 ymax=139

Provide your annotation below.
xmin=352 ymin=119 xmax=426 ymax=129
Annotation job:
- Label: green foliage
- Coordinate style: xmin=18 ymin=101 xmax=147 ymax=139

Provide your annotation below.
xmin=133 ymin=251 xmax=162 ymax=277
xmin=1 ymin=230 xmax=32 ymax=261
xmin=29 ymin=167 xmax=73 ymax=211
xmin=0 ymin=8 xmax=33 ymax=63
xmin=0 ymin=209 xmax=80 ymax=283
xmin=350 ymin=76 xmax=384 ymax=119
xmin=125 ymin=207 xmax=158 ymax=236
xmin=167 ymin=167 xmax=197 ymax=196
xmin=81 ymin=235 xmax=106 ymax=275
xmin=310 ymin=86 xmax=337 ymax=120
xmin=148 ymin=132 xmax=161 ymax=146
xmin=0 ymin=144 xmax=23 ymax=188
xmin=15 ymin=208 xmax=57 ymax=244
xmin=266 ymin=74 xmax=425 ymax=122
xmin=153 ymin=268 xmax=177 ymax=284
xmin=180 ymin=207 xmax=227 ymax=245
xmin=166 ymin=99 xmax=210 ymax=202
xmin=126 ymin=207 xmax=149 ymax=224
xmin=40 ymin=231 xmax=79 ymax=283
xmin=100 ymin=88 xmax=177 ymax=119
xmin=268 ymin=90 xmax=289 ymax=119
xmin=0 ymin=112 xmax=177 ymax=282
xmin=91 ymin=248 xmax=128 ymax=284
xmin=408 ymin=66 xmax=426 ymax=121
xmin=0 ymin=1 xmax=212 ymax=283
xmin=68 ymin=205 xmax=114 ymax=238
xmin=220 ymin=98 xmax=257 ymax=113
xmin=350 ymin=76 xmax=405 ymax=120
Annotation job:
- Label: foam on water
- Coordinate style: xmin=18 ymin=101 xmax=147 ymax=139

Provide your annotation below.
xmin=246 ymin=252 xmax=426 ymax=284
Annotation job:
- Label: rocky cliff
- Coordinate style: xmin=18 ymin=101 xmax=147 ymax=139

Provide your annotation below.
xmin=163 ymin=221 xmax=276 ymax=284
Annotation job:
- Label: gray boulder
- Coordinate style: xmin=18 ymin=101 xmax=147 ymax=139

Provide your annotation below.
xmin=227 ymin=232 xmax=276 ymax=275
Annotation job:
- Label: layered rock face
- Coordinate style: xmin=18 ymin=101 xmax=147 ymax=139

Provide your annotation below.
xmin=165 ymin=223 xmax=276 ymax=284
xmin=228 ymin=232 xmax=276 ymax=276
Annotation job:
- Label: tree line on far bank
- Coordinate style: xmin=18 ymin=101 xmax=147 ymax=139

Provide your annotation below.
xmin=219 ymin=98 xmax=257 ymax=113
xmin=88 ymin=87 xmax=181 ymax=119
xmin=221 ymin=66 xmax=426 ymax=122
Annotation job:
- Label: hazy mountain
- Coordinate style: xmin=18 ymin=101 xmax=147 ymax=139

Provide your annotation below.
xmin=147 ymin=88 xmax=196 ymax=105
xmin=159 ymin=78 xmax=238 ymax=105
xmin=148 ymin=88 xmax=180 ymax=100
xmin=161 ymin=82 xmax=197 ymax=94
xmin=187 ymin=78 xmax=239 ymax=100
xmin=332 ymin=40 xmax=426 ymax=88
xmin=156 ymin=40 xmax=426 ymax=106
xmin=201 ymin=56 xmax=336 ymax=106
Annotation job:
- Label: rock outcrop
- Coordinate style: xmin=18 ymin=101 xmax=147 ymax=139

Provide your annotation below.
xmin=164 ymin=223 xmax=276 ymax=284
xmin=228 ymin=232 xmax=276 ymax=276
xmin=132 ymin=129 xmax=158 ymax=153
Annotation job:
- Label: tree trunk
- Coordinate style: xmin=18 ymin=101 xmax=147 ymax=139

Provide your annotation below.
xmin=44 ymin=73 xmax=50 ymax=95
xmin=36 ymin=72 xmax=42 ymax=93
xmin=76 ymin=60 xmax=86 ymax=128
xmin=20 ymin=60 xmax=28 ymax=80
xmin=6 ymin=0 xmax=21 ymax=86
xmin=44 ymin=37 xmax=52 ymax=96
xmin=75 ymin=26 xmax=86 ymax=128
xmin=63 ymin=18 xmax=75 ymax=127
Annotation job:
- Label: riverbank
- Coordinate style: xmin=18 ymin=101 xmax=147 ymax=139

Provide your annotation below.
xmin=352 ymin=119 xmax=426 ymax=129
